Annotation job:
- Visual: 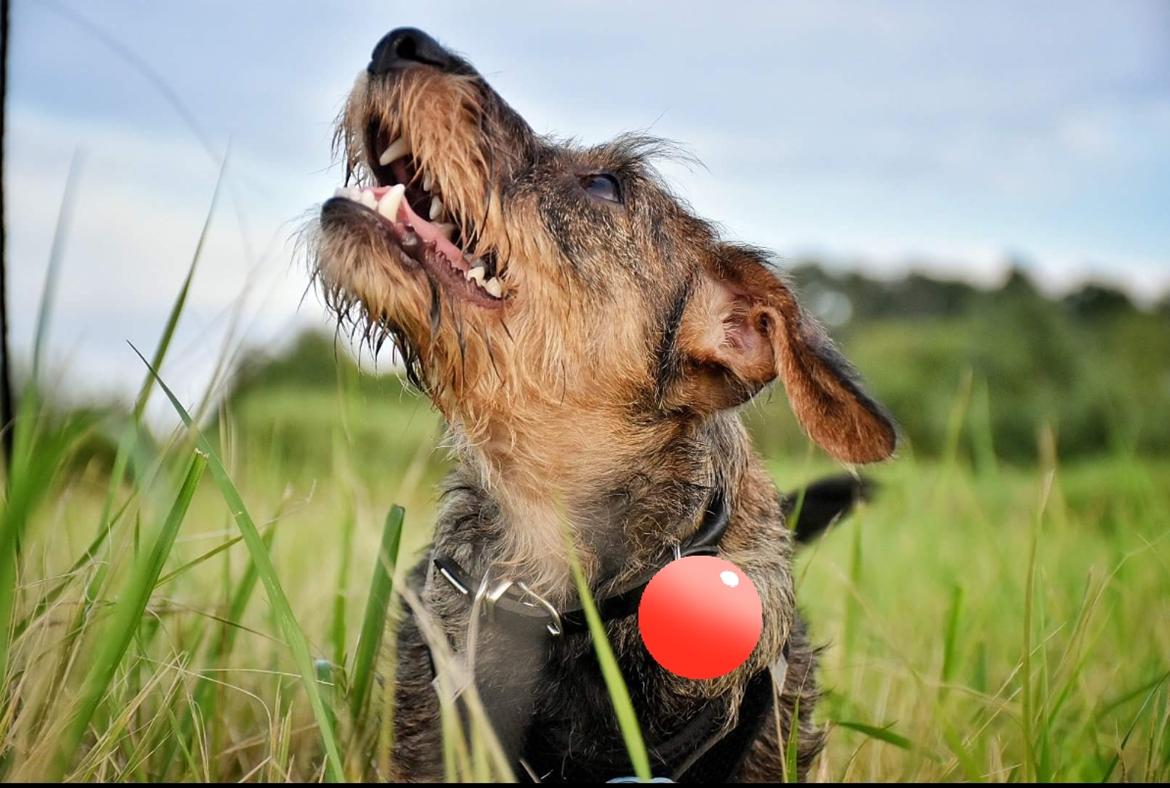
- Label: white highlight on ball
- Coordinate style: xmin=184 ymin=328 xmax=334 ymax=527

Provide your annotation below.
xmin=720 ymin=570 xmax=740 ymax=588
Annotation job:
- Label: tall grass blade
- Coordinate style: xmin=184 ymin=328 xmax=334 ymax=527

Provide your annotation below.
xmin=349 ymin=505 xmax=404 ymax=721
xmin=0 ymin=152 xmax=85 ymax=684
xmin=132 ymin=160 xmax=225 ymax=421
xmin=0 ymin=415 xmax=88 ymax=690
xmin=30 ymin=150 xmax=84 ymax=381
xmin=941 ymin=584 xmax=963 ymax=686
xmin=163 ymin=524 xmax=278 ymax=779
xmin=53 ymin=450 xmax=207 ymax=779
xmin=332 ymin=507 xmax=356 ymax=672
xmin=970 ymin=374 xmax=998 ymax=477
xmin=566 ymin=538 xmax=652 ymax=781
xmin=81 ymin=161 xmax=224 ymax=649
xmin=94 ymin=154 xmax=223 ymax=529
xmin=1021 ymin=468 xmax=1055 ymax=783
xmin=939 ymin=721 xmax=982 ymax=781
xmin=843 ymin=509 xmax=864 ymax=660
xmin=11 ymin=494 xmax=134 ymax=641
xmin=940 ymin=367 xmax=973 ymax=472
xmin=316 ymin=659 xmax=341 ymax=747
xmin=834 ymin=719 xmax=913 ymax=750
xmin=155 ymin=517 xmax=276 ymax=589
xmin=784 ymin=695 xmax=801 ymax=782
xmin=131 ymin=345 xmax=347 ymax=781
xmin=1098 ymin=676 xmax=1167 ymax=782
xmin=1097 ymin=671 xmax=1170 ymax=720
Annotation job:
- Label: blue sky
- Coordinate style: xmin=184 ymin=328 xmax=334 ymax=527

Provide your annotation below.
xmin=6 ymin=0 xmax=1170 ymax=411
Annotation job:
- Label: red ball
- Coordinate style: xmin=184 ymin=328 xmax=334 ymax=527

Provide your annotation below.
xmin=637 ymin=555 xmax=763 ymax=680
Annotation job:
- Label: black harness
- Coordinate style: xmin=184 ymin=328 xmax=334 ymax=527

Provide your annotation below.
xmin=427 ymin=489 xmax=779 ymax=783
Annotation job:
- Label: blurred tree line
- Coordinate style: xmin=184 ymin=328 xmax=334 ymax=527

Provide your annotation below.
xmin=227 ymin=263 xmax=1170 ymax=467
xmin=744 ymin=261 xmax=1170 ymax=463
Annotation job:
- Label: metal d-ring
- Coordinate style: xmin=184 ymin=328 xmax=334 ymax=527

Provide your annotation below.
xmin=515 ymin=581 xmax=564 ymax=636
xmin=476 ymin=577 xmax=516 ymax=624
xmin=467 ymin=571 xmax=563 ymax=636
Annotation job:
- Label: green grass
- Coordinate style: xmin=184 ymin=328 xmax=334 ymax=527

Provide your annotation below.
xmin=790 ymin=455 xmax=1170 ymax=781
xmin=3 ymin=373 xmax=1167 ymax=781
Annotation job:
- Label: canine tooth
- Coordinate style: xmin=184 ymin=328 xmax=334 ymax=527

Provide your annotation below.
xmin=423 ymin=171 xmax=434 ymax=192
xmin=429 ymin=196 xmax=444 ymax=221
xmin=379 ymin=137 xmax=409 ymax=165
xmin=467 ymin=266 xmax=485 ymax=284
xmin=436 ymin=223 xmax=456 ymax=240
xmin=378 ymin=184 xmax=406 ymax=220
xmin=359 ymin=190 xmax=377 ymax=209
xmin=484 ymin=278 xmax=502 ymax=298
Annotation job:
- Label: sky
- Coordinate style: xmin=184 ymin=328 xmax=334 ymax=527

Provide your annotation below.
xmin=5 ymin=0 xmax=1170 ymax=415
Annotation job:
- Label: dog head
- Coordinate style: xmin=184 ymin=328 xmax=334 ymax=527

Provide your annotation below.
xmin=310 ymin=28 xmax=896 ymax=473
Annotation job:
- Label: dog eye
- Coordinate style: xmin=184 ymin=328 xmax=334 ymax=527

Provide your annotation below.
xmin=581 ymin=173 xmax=622 ymax=204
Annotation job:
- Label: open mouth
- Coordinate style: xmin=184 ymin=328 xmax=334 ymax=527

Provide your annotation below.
xmin=326 ymin=122 xmax=505 ymax=307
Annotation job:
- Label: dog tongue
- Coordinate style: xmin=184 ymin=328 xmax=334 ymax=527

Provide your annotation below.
xmin=397 ymin=197 xmax=467 ymax=271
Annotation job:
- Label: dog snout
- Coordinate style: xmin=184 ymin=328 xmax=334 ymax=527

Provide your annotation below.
xmin=369 ymin=27 xmax=457 ymax=74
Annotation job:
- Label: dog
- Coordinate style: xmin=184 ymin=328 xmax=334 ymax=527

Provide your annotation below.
xmin=308 ymin=27 xmax=896 ymax=782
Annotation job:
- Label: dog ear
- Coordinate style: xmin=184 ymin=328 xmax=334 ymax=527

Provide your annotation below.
xmin=671 ymin=248 xmax=897 ymax=464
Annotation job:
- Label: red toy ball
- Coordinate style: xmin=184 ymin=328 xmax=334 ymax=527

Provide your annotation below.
xmin=637 ymin=555 xmax=763 ymax=680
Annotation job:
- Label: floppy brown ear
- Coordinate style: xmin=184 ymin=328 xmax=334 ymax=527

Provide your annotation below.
xmin=670 ymin=248 xmax=897 ymax=464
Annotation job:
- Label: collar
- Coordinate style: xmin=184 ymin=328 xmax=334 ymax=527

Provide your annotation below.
xmin=432 ymin=486 xmax=730 ymax=636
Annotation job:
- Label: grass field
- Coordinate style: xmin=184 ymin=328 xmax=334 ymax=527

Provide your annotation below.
xmin=2 ymin=356 xmax=1168 ymax=782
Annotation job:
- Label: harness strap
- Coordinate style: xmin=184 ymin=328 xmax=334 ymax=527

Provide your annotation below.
xmin=427 ymin=485 xmax=777 ymax=782
xmin=672 ymin=667 xmax=775 ymax=782
xmin=519 ymin=667 xmax=776 ymax=783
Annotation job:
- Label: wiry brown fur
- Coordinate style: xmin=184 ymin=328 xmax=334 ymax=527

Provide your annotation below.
xmin=308 ymin=32 xmax=896 ymax=782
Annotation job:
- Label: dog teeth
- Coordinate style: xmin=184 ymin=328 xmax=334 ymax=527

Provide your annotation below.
xmin=423 ymin=171 xmax=434 ymax=192
xmin=378 ymin=184 xmax=405 ymax=220
xmin=429 ymin=196 xmax=444 ymax=221
xmin=358 ymin=189 xmax=378 ymax=209
xmin=467 ymin=265 xmax=485 ymax=284
xmin=379 ymin=137 xmax=409 ymax=166
xmin=483 ymin=277 xmax=502 ymax=298
xmin=436 ymin=222 xmax=456 ymax=241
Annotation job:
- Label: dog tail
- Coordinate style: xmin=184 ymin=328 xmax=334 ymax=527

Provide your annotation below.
xmin=782 ymin=473 xmax=876 ymax=544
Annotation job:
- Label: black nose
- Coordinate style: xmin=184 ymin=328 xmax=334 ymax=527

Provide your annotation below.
xmin=369 ymin=27 xmax=455 ymax=74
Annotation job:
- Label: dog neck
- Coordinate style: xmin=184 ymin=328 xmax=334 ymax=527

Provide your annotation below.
xmin=447 ymin=408 xmax=751 ymax=599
